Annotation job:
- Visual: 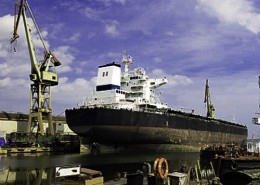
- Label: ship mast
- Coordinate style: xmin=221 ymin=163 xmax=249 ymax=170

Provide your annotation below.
xmin=122 ymin=50 xmax=132 ymax=77
xmin=204 ymin=79 xmax=215 ymax=118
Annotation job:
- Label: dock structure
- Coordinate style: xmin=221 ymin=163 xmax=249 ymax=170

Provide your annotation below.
xmin=0 ymin=111 xmax=72 ymax=136
xmin=0 ymin=112 xmax=81 ymax=154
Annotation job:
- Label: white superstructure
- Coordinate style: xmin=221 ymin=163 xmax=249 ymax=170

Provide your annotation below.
xmin=86 ymin=52 xmax=168 ymax=111
xmin=96 ymin=63 xmax=121 ymax=90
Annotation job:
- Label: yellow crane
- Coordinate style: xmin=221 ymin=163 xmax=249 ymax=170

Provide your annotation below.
xmin=204 ymin=79 xmax=215 ymax=118
xmin=10 ymin=0 xmax=61 ymax=135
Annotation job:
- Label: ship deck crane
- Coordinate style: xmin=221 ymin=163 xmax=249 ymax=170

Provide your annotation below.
xmin=204 ymin=79 xmax=215 ymax=119
xmin=10 ymin=0 xmax=61 ymax=135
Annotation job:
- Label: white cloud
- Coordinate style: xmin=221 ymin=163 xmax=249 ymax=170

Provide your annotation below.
xmin=52 ymin=77 xmax=96 ymax=108
xmin=178 ymin=33 xmax=218 ymax=52
xmin=81 ymin=7 xmax=102 ymax=21
xmin=53 ymin=46 xmax=74 ymax=73
xmin=0 ymin=77 xmax=28 ymax=89
xmin=63 ymin=33 xmax=81 ymax=42
xmin=154 ymin=57 xmax=162 ymax=63
xmin=107 ymin=52 xmax=121 ymax=58
xmin=167 ymin=75 xmax=193 ymax=87
xmin=46 ymin=23 xmax=64 ymax=39
xmin=0 ymin=14 xmax=13 ymax=38
xmin=118 ymin=0 xmax=175 ymax=36
xmin=196 ymin=0 xmax=260 ymax=34
xmin=0 ymin=15 xmax=16 ymax=58
xmin=0 ymin=62 xmax=30 ymax=78
xmin=97 ymin=0 xmax=126 ymax=6
xmin=165 ymin=31 xmax=175 ymax=37
xmin=0 ymin=43 xmax=9 ymax=58
xmin=150 ymin=69 xmax=193 ymax=86
xmin=0 ymin=77 xmax=29 ymax=103
xmin=74 ymin=61 xmax=89 ymax=75
xmin=105 ymin=21 xmax=119 ymax=36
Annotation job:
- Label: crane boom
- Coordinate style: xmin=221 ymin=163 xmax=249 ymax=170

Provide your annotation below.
xmin=10 ymin=0 xmax=61 ymax=135
xmin=25 ymin=0 xmax=48 ymax=52
xmin=11 ymin=0 xmax=41 ymax=81
xmin=11 ymin=0 xmax=24 ymax=43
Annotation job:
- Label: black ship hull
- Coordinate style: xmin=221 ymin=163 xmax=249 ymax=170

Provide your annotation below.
xmin=65 ymin=108 xmax=248 ymax=147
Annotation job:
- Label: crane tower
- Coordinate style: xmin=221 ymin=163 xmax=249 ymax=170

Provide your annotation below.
xmin=204 ymin=79 xmax=215 ymax=118
xmin=10 ymin=0 xmax=61 ymax=135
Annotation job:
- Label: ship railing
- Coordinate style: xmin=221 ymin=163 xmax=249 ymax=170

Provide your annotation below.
xmin=130 ymin=85 xmax=143 ymax=89
xmin=129 ymin=91 xmax=143 ymax=94
xmin=138 ymin=105 xmax=169 ymax=115
xmin=120 ymin=99 xmax=135 ymax=102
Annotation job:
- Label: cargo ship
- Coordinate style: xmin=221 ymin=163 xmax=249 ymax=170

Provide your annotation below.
xmin=65 ymin=52 xmax=248 ymax=151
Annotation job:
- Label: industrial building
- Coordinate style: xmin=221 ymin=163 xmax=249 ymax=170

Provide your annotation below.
xmin=0 ymin=111 xmax=73 ymax=142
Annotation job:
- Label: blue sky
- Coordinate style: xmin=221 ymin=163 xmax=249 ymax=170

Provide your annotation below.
xmin=0 ymin=0 xmax=260 ymax=137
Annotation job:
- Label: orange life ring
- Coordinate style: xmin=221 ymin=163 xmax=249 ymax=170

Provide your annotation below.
xmin=153 ymin=158 xmax=160 ymax=172
xmin=158 ymin=158 xmax=169 ymax=180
